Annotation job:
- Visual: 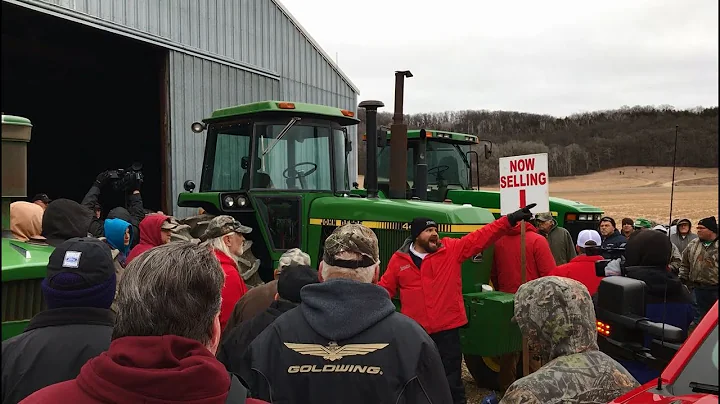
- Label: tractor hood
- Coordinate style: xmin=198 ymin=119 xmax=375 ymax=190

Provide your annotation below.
xmin=308 ymin=197 xmax=496 ymax=226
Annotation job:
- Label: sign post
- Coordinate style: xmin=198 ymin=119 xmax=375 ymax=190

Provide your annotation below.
xmin=499 ymin=153 xmax=550 ymax=377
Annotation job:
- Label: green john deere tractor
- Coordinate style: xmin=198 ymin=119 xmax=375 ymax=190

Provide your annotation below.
xmin=358 ymin=129 xmax=604 ymax=243
xmin=177 ymin=99 xmax=521 ymax=390
xmin=1 ymin=115 xmax=54 ymax=341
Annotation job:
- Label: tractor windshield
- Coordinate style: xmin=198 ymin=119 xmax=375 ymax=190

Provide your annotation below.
xmin=202 ymin=119 xmax=348 ymax=192
xmin=256 ymin=122 xmax=346 ymax=191
xmin=377 ymin=138 xmax=470 ymax=192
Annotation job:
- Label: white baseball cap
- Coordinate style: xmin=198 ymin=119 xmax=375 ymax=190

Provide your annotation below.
xmin=577 ymin=229 xmax=602 ymax=248
xmin=652 ymin=225 xmax=668 ymax=234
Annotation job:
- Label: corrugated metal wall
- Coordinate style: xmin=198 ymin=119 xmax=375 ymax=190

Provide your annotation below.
xmin=26 ymin=0 xmax=359 ymax=216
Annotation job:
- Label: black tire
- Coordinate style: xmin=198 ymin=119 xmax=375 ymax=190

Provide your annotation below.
xmin=464 ymin=354 xmax=522 ymax=392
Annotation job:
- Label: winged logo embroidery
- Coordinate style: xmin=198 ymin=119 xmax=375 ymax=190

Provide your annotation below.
xmin=284 ymin=341 xmax=389 ymax=361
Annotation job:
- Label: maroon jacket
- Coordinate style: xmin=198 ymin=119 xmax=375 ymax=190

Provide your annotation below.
xmin=20 ymin=335 xmax=267 ymax=404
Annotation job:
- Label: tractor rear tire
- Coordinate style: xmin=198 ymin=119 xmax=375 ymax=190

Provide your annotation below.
xmin=464 ymin=354 xmax=522 ymax=392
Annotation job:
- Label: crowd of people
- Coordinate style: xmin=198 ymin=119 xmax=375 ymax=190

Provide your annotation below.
xmin=2 ymin=177 xmax=718 ymax=403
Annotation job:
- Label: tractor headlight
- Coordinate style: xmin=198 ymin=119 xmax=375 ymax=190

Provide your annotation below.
xmin=236 ymin=196 xmax=247 ymax=207
xmin=579 ymin=214 xmax=588 ymax=221
xmin=223 ymin=195 xmax=235 ymax=208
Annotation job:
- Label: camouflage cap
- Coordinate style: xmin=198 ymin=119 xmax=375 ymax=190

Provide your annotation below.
xmin=322 ymin=223 xmax=379 ymax=269
xmin=277 ymin=248 xmax=311 ymax=273
xmin=534 ymin=212 xmax=554 ymax=222
xmin=514 ymin=276 xmax=598 ymax=363
xmin=200 ymin=215 xmax=252 ymax=241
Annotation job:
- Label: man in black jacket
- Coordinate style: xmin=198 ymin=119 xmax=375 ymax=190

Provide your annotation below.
xmin=82 ymin=170 xmax=145 ymax=247
xmin=217 ymin=264 xmax=319 ymax=373
xmin=239 ymin=223 xmax=452 ymax=404
xmin=1 ymin=238 xmax=116 ymax=404
xmin=599 ymin=216 xmax=627 ymax=250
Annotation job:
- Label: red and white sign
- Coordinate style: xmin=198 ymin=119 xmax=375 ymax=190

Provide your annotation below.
xmin=499 ymin=153 xmax=550 ymax=215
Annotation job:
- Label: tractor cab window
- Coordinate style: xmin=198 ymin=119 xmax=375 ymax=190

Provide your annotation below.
xmin=256 ymin=122 xmax=336 ymax=191
xmin=426 ymin=140 xmax=470 ymax=190
xmin=208 ymin=123 xmax=252 ymax=191
xmin=376 ymin=139 xmax=470 ymax=198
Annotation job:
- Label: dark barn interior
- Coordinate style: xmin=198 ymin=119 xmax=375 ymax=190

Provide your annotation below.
xmin=2 ymin=3 xmax=168 ymax=213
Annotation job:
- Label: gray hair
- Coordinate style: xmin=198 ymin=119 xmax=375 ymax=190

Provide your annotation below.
xmin=205 ymin=235 xmax=236 ymax=260
xmin=321 ymin=251 xmax=377 ymax=283
xmin=112 ymin=242 xmax=224 ymax=345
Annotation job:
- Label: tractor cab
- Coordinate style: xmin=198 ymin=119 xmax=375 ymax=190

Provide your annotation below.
xmin=375 ymin=129 xmax=478 ymax=202
xmin=178 ymin=101 xmax=359 ymax=280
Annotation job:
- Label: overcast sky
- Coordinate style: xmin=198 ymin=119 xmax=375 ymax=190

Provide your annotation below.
xmin=279 ymin=0 xmax=718 ymax=116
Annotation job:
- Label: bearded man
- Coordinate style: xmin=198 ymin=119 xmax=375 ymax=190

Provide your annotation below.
xmin=379 ymin=205 xmax=536 ymax=404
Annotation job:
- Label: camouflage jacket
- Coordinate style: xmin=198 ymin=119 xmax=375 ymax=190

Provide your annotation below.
xmin=679 ymin=238 xmax=719 ymax=287
xmin=500 ymin=276 xmax=639 ymax=404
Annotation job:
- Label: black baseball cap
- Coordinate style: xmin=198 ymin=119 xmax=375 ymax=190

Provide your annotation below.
xmin=31 ymin=193 xmax=52 ymax=204
xmin=277 ymin=264 xmax=320 ymax=303
xmin=46 ymin=237 xmax=115 ymax=290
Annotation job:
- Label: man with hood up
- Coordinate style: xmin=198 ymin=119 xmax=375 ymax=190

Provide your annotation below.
xmin=239 ymin=223 xmax=453 ymax=404
xmin=670 ymin=218 xmax=698 ymax=253
xmin=9 ymin=201 xmax=44 ymax=242
xmin=379 ymin=205 xmax=537 ymax=404
xmin=34 ymin=199 xmax=94 ymax=247
xmin=125 ymin=214 xmax=176 ymax=264
xmin=500 ymin=276 xmax=639 ymax=404
xmin=533 ymin=212 xmax=576 ymax=265
xmin=620 ymin=228 xmax=693 ymax=383
xmin=21 ymin=242 xmax=269 ymax=404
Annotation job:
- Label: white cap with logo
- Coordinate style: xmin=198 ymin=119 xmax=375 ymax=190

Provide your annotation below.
xmin=576 ymin=229 xmax=602 ymax=248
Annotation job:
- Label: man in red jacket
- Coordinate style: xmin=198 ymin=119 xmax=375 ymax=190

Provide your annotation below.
xmin=21 ymin=242 xmax=268 ymax=404
xmin=379 ymin=204 xmax=536 ymax=404
xmin=549 ymin=229 xmax=605 ymax=296
xmin=491 ymin=220 xmax=556 ymax=391
xmin=491 ymin=221 xmax=556 ymax=294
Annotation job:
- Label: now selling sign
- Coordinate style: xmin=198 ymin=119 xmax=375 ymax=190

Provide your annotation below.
xmin=499 ymin=153 xmax=550 ymax=215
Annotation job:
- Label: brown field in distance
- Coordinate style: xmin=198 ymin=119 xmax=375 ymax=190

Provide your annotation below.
xmin=484 ymin=166 xmax=718 ymax=227
xmin=358 ymin=166 xmax=718 ymax=227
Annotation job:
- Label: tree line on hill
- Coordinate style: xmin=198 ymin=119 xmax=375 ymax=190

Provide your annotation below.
xmin=355 ymin=105 xmax=719 ymax=187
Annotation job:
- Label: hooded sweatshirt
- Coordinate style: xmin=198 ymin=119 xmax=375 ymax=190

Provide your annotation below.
xmin=492 ymin=222 xmax=556 ymax=293
xmin=107 ymin=207 xmax=141 ymax=248
xmin=10 ymin=201 xmax=44 ymax=242
xmin=103 ymin=218 xmax=131 ymax=258
xmin=670 ymin=218 xmax=698 ymax=253
xmin=40 ymin=199 xmax=93 ymax=247
xmin=500 ymin=276 xmax=639 ymax=404
xmin=20 ymin=335 xmax=236 ymax=404
xmin=240 ymin=279 xmax=453 ymax=404
xmin=126 ymin=214 xmax=170 ymax=264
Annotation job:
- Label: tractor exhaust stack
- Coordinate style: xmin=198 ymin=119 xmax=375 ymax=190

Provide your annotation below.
xmin=389 ymin=70 xmax=412 ymax=199
xmin=359 ymin=100 xmax=384 ymax=198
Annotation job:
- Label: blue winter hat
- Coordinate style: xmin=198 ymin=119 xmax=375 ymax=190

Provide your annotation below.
xmin=104 ymin=218 xmax=132 ymax=256
xmin=41 ymin=237 xmax=117 ymax=310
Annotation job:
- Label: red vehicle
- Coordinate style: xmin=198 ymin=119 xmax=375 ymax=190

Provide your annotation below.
xmin=610 ymin=301 xmax=718 ymax=403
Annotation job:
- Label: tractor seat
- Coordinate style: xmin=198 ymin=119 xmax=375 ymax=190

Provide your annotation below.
xmin=241 ymin=172 xmax=273 ymax=189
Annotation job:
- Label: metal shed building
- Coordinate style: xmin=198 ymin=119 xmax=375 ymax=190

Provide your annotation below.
xmin=1 ymin=0 xmax=359 ymax=216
